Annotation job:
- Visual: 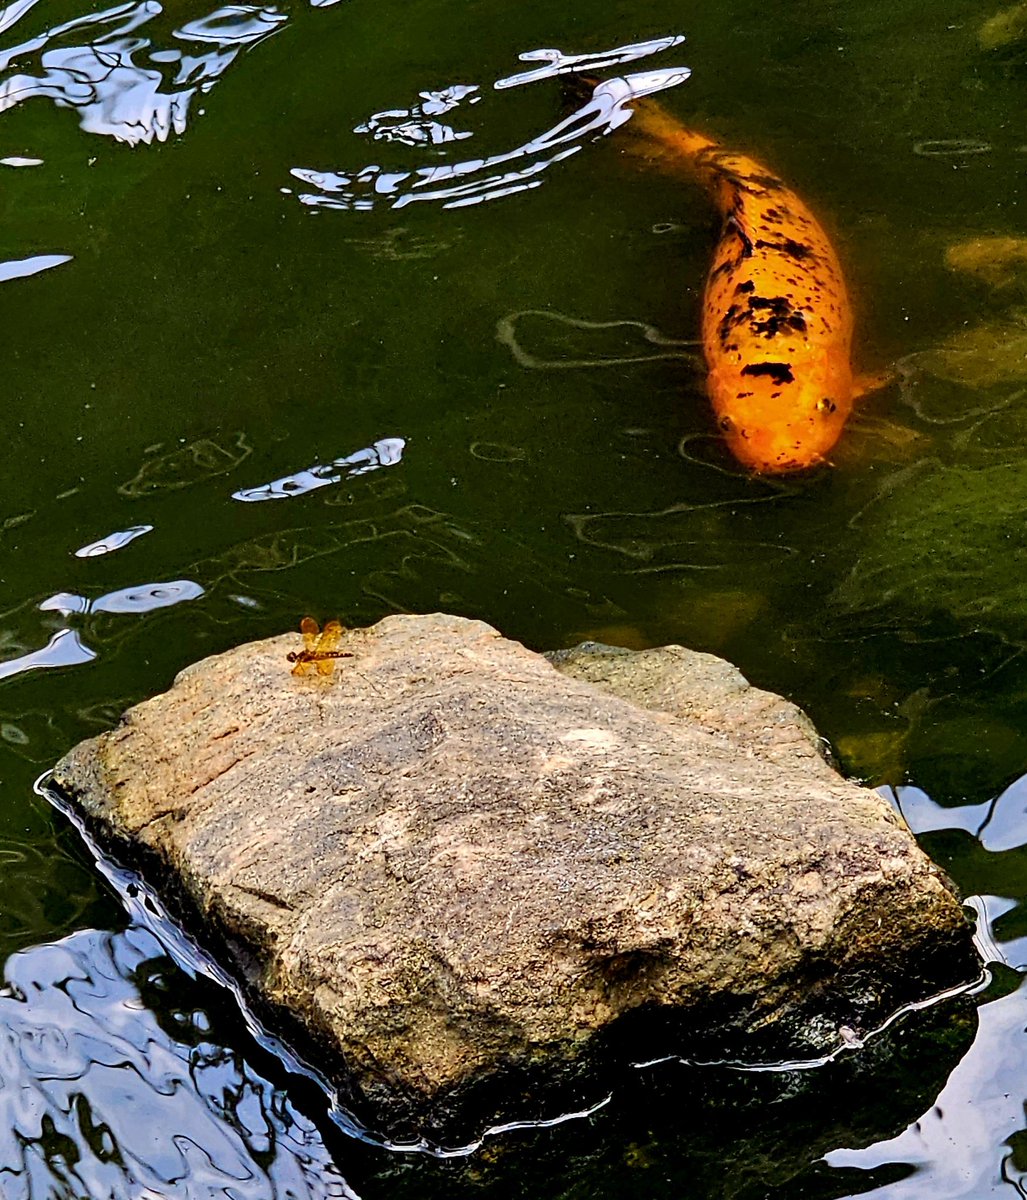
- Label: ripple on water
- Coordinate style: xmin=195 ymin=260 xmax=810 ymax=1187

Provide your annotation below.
xmin=0 ymin=0 xmax=288 ymax=145
xmin=118 ymin=433 xmax=252 ymax=497
xmin=496 ymin=309 xmax=698 ymax=371
xmin=813 ymin=781 xmax=1027 ymax=1196
xmin=354 ymin=83 xmax=481 ymax=147
xmin=0 ymin=254 xmax=71 ymax=282
xmin=912 ymin=138 xmax=992 ymax=157
xmin=74 ymin=524 xmax=154 ymax=558
xmin=290 ymin=39 xmax=690 ymax=212
xmin=0 ymin=925 xmax=355 ymax=1198
xmin=232 ymin=436 xmax=406 ymax=501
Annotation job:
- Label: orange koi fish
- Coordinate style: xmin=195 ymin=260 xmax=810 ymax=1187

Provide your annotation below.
xmin=622 ymin=92 xmax=858 ymax=472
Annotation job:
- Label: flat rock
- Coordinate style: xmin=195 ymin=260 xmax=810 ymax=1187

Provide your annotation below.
xmin=51 ymin=614 xmax=977 ymax=1142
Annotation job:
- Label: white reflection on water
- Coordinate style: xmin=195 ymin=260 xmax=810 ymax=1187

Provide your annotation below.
xmin=93 ymin=578 xmax=205 ymax=612
xmin=0 ymin=0 xmax=286 ymax=144
xmin=74 ymin=523 xmax=154 ymax=557
xmin=355 ymin=83 xmax=480 ymax=147
xmin=39 ymin=578 xmax=204 ymax=615
xmin=889 ymin=775 xmax=1027 ymax=855
xmin=0 ymin=629 xmax=96 ymax=680
xmin=291 ymin=38 xmax=690 ymax=212
xmin=493 ymin=36 xmax=686 ymax=89
xmin=233 ymin=436 xmax=406 ymax=501
xmin=824 ymin=976 xmax=1027 ymax=1198
xmin=821 ymin=783 xmax=1027 ymax=1197
xmin=0 ymin=253 xmax=71 ymax=281
xmin=0 ymin=580 xmax=202 ymax=684
xmin=0 ymin=923 xmax=357 ymax=1198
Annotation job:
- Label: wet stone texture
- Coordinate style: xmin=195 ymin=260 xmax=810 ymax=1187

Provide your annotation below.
xmin=51 ymin=613 xmax=978 ymax=1142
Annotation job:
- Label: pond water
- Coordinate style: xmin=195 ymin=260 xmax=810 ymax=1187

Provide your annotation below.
xmin=1 ymin=0 xmax=1026 ymax=1193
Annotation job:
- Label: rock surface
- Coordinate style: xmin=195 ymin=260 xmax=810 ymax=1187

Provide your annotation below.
xmin=51 ymin=613 xmax=977 ymax=1141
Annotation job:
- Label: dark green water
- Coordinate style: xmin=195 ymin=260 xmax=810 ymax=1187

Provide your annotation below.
xmin=1 ymin=0 xmax=1026 ymax=1193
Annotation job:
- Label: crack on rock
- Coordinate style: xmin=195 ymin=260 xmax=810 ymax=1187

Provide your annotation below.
xmin=230 ymin=882 xmax=297 ymax=912
xmin=187 ymin=747 xmax=260 ymax=795
xmin=137 ymin=806 xmax=189 ymax=833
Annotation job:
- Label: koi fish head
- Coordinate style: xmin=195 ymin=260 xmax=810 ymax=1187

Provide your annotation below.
xmin=708 ymin=352 xmax=854 ymax=473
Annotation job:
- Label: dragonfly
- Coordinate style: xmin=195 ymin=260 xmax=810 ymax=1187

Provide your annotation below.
xmin=287 ymin=617 xmax=353 ymax=677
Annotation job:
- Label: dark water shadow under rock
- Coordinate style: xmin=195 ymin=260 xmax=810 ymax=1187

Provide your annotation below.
xmin=358 ymin=998 xmax=977 ymax=1200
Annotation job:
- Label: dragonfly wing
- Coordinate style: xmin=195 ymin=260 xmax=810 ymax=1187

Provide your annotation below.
xmin=300 ymin=616 xmax=320 ymax=652
xmin=318 ymin=619 xmax=344 ymax=653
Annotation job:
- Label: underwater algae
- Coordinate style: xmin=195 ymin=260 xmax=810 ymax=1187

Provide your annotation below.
xmin=834 ymin=454 xmax=1027 ymax=639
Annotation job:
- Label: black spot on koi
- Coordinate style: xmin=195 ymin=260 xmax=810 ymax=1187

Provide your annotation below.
xmin=740 ymin=361 xmax=795 ymax=386
xmin=739 ymin=295 xmax=809 ymax=339
xmin=755 ymin=237 xmax=816 ymax=262
xmin=718 ymin=304 xmax=743 ymax=345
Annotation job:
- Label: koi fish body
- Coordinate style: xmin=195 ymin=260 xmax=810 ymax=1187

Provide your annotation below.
xmin=625 ymin=94 xmax=855 ymax=472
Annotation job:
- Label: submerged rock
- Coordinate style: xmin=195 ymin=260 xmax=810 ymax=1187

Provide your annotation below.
xmin=980 ymin=0 xmax=1027 ymax=50
xmin=945 ymin=235 xmax=1027 ymax=293
xmin=51 ymin=614 xmax=977 ymax=1141
xmin=906 ymin=310 xmax=1027 ymax=389
xmin=832 ymin=456 xmax=1027 ymax=641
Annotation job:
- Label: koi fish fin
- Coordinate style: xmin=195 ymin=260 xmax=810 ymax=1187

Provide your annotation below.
xmin=844 ymin=411 xmax=930 ymax=463
xmin=840 ymin=369 xmax=927 ymax=463
xmin=853 ymin=367 xmax=897 ymax=400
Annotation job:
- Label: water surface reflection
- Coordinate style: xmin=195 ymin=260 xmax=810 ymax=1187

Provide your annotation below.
xmin=0 ymin=0 xmax=287 ymax=144
xmin=0 ymin=253 xmax=70 ymax=281
xmin=825 ymin=979 xmax=1027 ymax=1198
xmin=813 ymin=780 xmax=1027 ymax=1198
xmin=0 ymin=0 xmax=1022 ymax=1192
xmin=74 ymin=524 xmax=154 ymax=558
xmin=0 ymin=924 xmax=355 ymax=1199
xmin=291 ymin=39 xmax=691 ymax=211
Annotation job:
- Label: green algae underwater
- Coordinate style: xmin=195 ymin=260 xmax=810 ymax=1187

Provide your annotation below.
xmin=1 ymin=0 xmax=1027 ymax=1194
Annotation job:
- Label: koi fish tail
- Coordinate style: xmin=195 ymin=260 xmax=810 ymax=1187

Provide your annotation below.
xmin=561 ymin=71 xmax=604 ymax=111
xmin=564 ymin=71 xmax=708 ymax=174
xmin=621 ymin=99 xmax=716 ymax=164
